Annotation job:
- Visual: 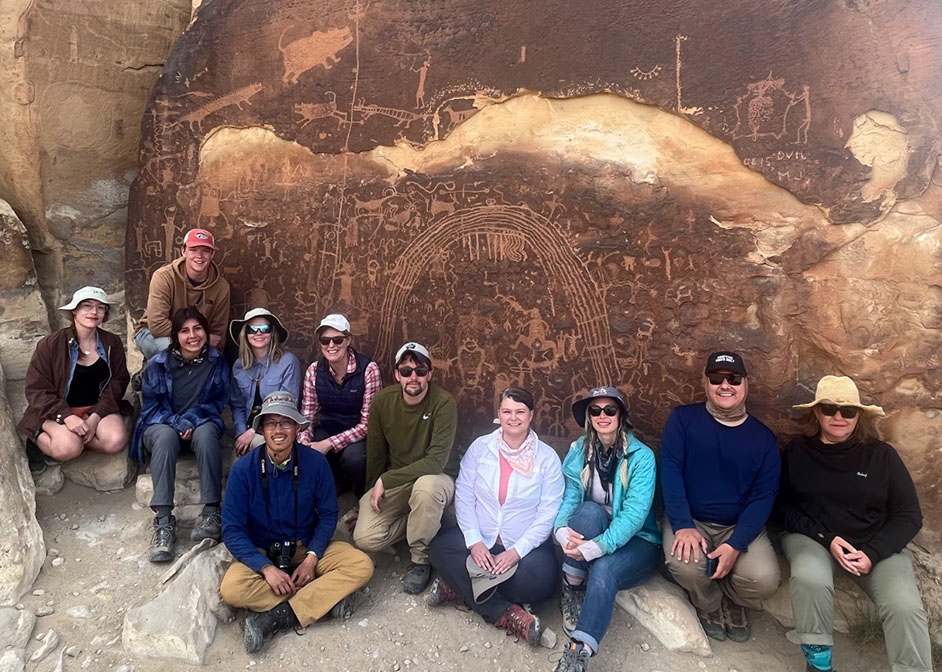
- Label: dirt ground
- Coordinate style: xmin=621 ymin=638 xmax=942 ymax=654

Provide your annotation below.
xmin=22 ymin=481 xmax=896 ymax=672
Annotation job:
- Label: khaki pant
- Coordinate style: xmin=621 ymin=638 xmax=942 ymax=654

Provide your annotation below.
xmin=353 ymin=474 xmax=455 ymax=564
xmin=662 ymin=518 xmax=780 ymax=612
xmin=782 ymin=532 xmax=931 ymax=672
xmin=220 ymin=541 xmax=373 ymax=627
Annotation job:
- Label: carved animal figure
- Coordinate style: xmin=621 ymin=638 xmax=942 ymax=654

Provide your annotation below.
xmin=279 ymin=26 xmax=353 ymax=85
xmin=294 ymin=92 xmax=349 ymax=127
xmin=177 ymin=83 xmax=263 ymax=131
xmin=354 ymin=101 xmax=428 ymax=128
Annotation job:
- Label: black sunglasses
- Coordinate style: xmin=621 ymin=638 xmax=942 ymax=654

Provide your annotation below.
xmin=398 ymin=365 xmax=429 ymax=378
xmin=707 ymin=372 xmax=743 ymax=386
xmin=246 ymin=324 xmax=271 ymax=335
xmin=319 ymin=335 xmax=347 ymax=346
xmin=818 ymin=404 xmax=860 ymax=419
xmin=588 ymin=405 xmax=619 ymax=417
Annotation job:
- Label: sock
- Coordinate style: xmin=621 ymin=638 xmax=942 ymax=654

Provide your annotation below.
xmin=801 ymin=644 xmax=833 ymax=671
xmin=153 ymin=505 xmax=172 ymax=522
xmin=563 ymin=572 xmax=585 ymax=588
xmin=571 ymin=639 xmax=594 ymax=656
xmin=202 ymin=502 xmax=220 ymax=515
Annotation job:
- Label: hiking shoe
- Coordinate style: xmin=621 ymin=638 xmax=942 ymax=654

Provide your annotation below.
xmin=560 ymin=578 xmax=585 ymax=635
xmin=329 ymin=594 xmax=356 ymax=620
xmin=244 ymin=602 xmax=299 ymax=653
xmin=191 ymin=509 xmax=222 ymax=542
xmin=806 ymin=664 xmax=836 ymax=672
xmin=131 ymin=368 xmax=144 ymax=392
xmin=428 ymin=576 xmax=463 ymax=607
xmin=26 ymin=438 xmax=46 ymax=475
xmin=493 ymin=603 xmax=542 ymax=646
xmin=721 ymin=596 xmax=750 ymax=642
xmin=403 ymin=562 xmax=431 ymax=594
xmin=696 ymin=606 xmax=726 ymax=641
xmin=555 ymin=639 xmax=591 ymax=672
xmin=149 ymin=515 xmax=176 ymax=563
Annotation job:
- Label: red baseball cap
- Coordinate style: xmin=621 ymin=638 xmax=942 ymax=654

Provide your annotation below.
xmin=183 ymin=228 xmax=216 ymax=249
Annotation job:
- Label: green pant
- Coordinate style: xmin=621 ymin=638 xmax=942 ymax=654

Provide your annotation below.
xmin=782 ymin=532 xmax=931 ymax=672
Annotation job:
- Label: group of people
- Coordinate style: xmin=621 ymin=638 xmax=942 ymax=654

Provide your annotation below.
xmin=17 ymin=229 xmax=932 ymax=672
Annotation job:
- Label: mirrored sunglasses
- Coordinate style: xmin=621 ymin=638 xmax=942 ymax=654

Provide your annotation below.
xmin=247 ymin=324 xmax=272 ymax=335
xmin=707 ymin=372 xmax=743 ymax=386
xmin=818 ymin=404 xmax=860 ymax=419
xmin=588 ymin=405 xmax=619 ymax=417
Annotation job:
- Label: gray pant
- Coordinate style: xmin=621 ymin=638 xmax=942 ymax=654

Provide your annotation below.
xmin=134 ymin=328 xmax=172 ymax=359
xmin=782 ymin=532 xmax=932 ymax=672
xmin=143 ymin=423 xmax=223 ymax=509
xmin=662 ymin=518 xmax=780 ymax=612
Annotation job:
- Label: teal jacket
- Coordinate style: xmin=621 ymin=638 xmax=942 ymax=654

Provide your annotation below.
xmin=554 ymin=433 xmax=661 ymax=554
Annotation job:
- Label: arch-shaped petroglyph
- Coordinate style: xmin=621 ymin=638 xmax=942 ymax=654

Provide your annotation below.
xmin=375 ymin=205 xmax=618 ymax=384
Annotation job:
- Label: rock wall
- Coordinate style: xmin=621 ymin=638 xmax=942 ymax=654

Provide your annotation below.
xmin=126 ymin=0 xmax=942 ymax=546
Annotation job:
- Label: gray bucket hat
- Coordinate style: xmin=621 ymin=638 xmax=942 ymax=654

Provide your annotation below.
xmin=465 ymin=555 xmax=518 ymax=604
xmin=59 ymin=286 xmax=111 ymax=313
xmin=571 ymin=386 xmax=632 ymax=428
xmin=230 ymin=308 xmax=289 ymax=344
xmin=251 ymin=392 xmax=310 ymax=432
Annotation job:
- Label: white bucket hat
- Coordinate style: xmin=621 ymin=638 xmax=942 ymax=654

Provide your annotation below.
xmin=229 ymin=308 xmax=289 ymax=344
xmin=793 ymin=375 xmax=885 ymax=416
xmin=59 ymin=286 xmax=111 ymax=313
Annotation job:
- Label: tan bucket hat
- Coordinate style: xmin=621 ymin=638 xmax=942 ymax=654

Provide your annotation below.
xmin=793 ymin=375 xmax=885 ymax=416
xmin=465 ymin=555 xmax=518 ymax=604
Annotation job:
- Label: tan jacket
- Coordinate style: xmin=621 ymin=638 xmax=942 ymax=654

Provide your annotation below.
xmin=134 ymin=256 xmax=231 ymax=339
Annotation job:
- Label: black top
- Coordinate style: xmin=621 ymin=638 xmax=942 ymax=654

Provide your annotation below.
xmin=775 ymin=434 xmax=922 ymax=564
xmin=66 ymin=357 xmax=109 ymax=407
xmin=171 ymin=355 xmax=213 ymax=414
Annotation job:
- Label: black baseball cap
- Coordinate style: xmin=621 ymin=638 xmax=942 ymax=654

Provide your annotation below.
xmin=704 ymin=351 xmax=747 ymax=377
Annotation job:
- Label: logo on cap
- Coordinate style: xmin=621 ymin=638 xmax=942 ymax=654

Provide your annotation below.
xmin=715 ymin=355 xmax=735 ymax=363
xmin=194 ymin=231 xmax=209 ymax=239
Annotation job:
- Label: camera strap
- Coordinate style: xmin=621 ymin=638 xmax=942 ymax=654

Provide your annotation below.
xmin=259 ymin=445 xmax=300 ymax=543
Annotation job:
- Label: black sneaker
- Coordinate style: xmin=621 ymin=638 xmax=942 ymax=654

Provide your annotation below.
xmin=329 ymin=594 xmax=356 ymax=620
xmin=555 ymin=640 xmax=591 ymax=672
xmin=560 ymin=578 xmax=585 ymax=635
xmin=191 ymin=510 xmax=222 ymax=542
xmin=402 ymin=562 xmax=431 ymax=594
xmin=696 ymin=606 xmax=727 ymax=641
xmin=149 ymin=515 xmax=176 ymax=563
xmin=244 ymin=603 xmax=299 ymax=653
xmin=26 ymin=438 xmax=46 ymax=475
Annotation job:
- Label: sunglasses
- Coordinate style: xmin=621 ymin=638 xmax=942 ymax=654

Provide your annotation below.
xmin=398 ymin=365 xmax=429 ymax=378
xmin=818 ymin=404 xmax=860 ymax=419
xmin=319 ymin=335 xmax=347 ymax=346
xmin=247 ymin=324 xmax=272 ymax=335
xmin=588 ymin=405 xmax=619 ymax=417
xmin=707 ymin=372 xmax=743 ymax=386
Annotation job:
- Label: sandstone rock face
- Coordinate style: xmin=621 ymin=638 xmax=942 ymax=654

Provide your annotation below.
xmin=0 ymin=362 xmax=45 ymax=603
xmin=126 ymin=0 xmax=942 ymax=548
xmin=122 ymin=544 xmax=233 ymax=664
xmin=0 ymin=607 xmax=36 ymax=651
xmin=32 ymin=466 xmax=64 ymax=497
xmin=615 ymin=575 xmax=711 ymax=656
xmin=61 ymin=448 xmax=137 ymax=492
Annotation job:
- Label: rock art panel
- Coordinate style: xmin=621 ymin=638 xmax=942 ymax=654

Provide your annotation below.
xmin=127 ymin=0 xmax=942 ymax=546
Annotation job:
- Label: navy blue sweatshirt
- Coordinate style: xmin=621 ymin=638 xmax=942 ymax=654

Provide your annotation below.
xmin=222 ymin=443 xmax=338 ymax=572
xmin=660 ymin=403 xmax=781 ymax=551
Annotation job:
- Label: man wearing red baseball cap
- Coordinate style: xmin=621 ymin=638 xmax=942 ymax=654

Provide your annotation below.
xmin=133 ymin=228 xmax=231 ymax=358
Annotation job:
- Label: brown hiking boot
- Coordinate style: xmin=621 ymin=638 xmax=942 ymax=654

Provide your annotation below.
xmin=696 ymin=606 xmax=726 ymax=641
xmin=427 ymin=577 xmax=464 ymax=607
xmin=493 ymin=603 xmax=542 ymax=646
xmin=721 ymin=596 xmax=750 ymax=642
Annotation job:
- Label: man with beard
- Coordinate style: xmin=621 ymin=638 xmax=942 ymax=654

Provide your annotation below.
xmin=353 ymin=342 xmax=458 ymax=594
xmin=659 ymin=351 xmax=781 ymax=644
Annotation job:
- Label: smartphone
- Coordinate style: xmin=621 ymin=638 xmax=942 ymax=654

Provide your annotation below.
xmin=705 ymin=556 xmax=718 ymax=577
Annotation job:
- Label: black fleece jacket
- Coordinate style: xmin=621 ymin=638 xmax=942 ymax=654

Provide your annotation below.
xmin=775 ymin=435 xmax=922 ymax=564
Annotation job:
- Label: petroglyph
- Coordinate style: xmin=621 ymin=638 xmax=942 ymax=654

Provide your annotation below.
xmin=630 ymin=64 xmax=662 ymax=80
xmin=732 ymin=75 xmax=811 ymax=143
xmin=177 ymin=82 xmax=263 ymax=131
xmin=354 ymin=101 xmax=431 ymax=127
xmin=294 ymin=92 xmax=352 ymax=127
xmin=278 ymin=25 xmax=353 ymax=85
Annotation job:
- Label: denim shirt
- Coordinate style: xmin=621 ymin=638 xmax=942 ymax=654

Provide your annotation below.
xmin=230 ymin=352 xmax=302 ymax=435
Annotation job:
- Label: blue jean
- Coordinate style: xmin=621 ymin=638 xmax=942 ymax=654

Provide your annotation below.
xmin=134 ymin=329 xmax=172 ymax=359
xmin=563 ymin=501 xmax=660 ymax=653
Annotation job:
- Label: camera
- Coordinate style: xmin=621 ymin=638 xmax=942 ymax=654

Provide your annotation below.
xmin=268 ymin=540 xmax=297 ymax=571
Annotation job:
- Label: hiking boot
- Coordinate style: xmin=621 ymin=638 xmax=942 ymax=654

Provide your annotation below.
xmin=427 ymin=576 xmax=463 ymax=607
xmin=191 ymin=509 xmax=222 ymax=542
xmin=149 ymin=515 xmax=176 ymax=563
xmin=493 ymin=603 xmax=542 ymax=646
xmin=721 ymin=596 xmax=750 ymax=642
xmin=696 ymin=606 xmax=726 ymax=641
xmin=560 ymin=578 xmax=585 ymax=635
xmin=244 ymin=602 xmax=299 ymax=653
xmin=329 ymin=594 xmax=356 ymax=620
xmin=403 ymin=562 xmax=431 ymax=594
xmin=26 ymin=438 xmax=46 ymax=475
xmin=555 ymin=639 xmax=591 ymax=672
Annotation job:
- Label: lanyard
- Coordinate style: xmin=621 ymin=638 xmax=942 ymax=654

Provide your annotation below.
xmin=259 ymin=445 xmax=299 ymax=541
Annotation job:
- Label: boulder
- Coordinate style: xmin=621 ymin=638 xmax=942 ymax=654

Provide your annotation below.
xmin=764 ymin=563 xmax=875 ymax=634
xmin=0 ymin=649 xmax=25 ymax=672
xmin=0 ymin=607 xmax=36 ymax=650
xmin=61 ymin=448 xmax=137 ymax=492
xmin=32 ymin=466 xmax=64 ymax=497
xmin=134 ymin=452 xmax=234 ymax=520
xmin=0 ymin=361 xmax=45 ymax=603
xmin=122 ymin=544 xmax=233 ymax=664
xmin=615 ymin=574 xmax=711 ymax=657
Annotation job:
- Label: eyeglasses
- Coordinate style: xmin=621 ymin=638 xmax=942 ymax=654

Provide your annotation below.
xmin=818 ymin=404 xmax=860 ymax=419
xmin=319 ymin=335 xmax=347 ymax=346
xmin=247 ymin=324 xmax=272 ymax=335
xmin=262 ymin=419 xmax=296 ymax=430
xmin=398 ymin=365 xmax=429 ymax=378
xmin=707 ymin=372 xmax=743 ymax=386
xmin=588 ymin=405 xmax=619 ymax=417
xmin=77 ymin=303 xmax=107 ymax=313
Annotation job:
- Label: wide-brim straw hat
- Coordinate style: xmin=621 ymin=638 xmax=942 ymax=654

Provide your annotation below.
xmin=793 ymin=375 xmax=885 ymax=416
xmin=571 ymin=385 xmax=632 ymax=428
xmin=229 ymin=308 xmax=289 ymax=344
xmin=251 ymin=392 xmax=310 ymax=432
xmin=59 ymin=286 xmax=111 ymax=312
